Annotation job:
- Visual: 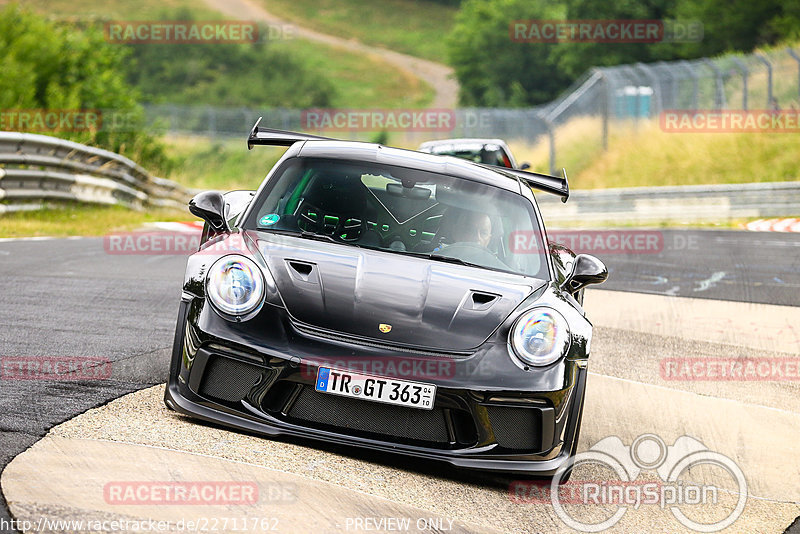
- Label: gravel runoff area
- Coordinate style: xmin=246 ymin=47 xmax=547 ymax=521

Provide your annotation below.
xmin=29 ymin=384 xmax=799 ymax=534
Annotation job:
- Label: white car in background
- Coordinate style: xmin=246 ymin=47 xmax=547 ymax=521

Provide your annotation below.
xmin=418 ymin=138 xmax=530 ymax=170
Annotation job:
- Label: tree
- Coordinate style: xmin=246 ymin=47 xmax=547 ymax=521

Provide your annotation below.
xmin=447 ymin=0 xmax=571 ymax=106
xmin=553 ymin=0 xmax=682 ymax=79
xmin=0 ymin=4 xmax=169 ymax=171
xmin=674 ymin=0 xmax=787 ymax=57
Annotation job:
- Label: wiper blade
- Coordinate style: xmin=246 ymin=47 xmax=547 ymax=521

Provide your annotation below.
xmin=297 ymin=231 xmax=362 ymax=247
xmin=428 ymin=254 xmax=483 ymax=269
xmin=298 ymin=231 xmax=335 ymax=241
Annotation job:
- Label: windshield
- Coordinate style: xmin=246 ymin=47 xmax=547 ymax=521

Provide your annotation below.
xmin=246 ymin=157 xmax=548 ymax=279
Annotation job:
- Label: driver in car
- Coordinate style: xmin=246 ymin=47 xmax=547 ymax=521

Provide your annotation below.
xmin=451 ymin=210 xmax=493 ymax=248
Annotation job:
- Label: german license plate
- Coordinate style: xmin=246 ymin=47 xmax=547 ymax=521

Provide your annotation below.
xmin=314 ymin=367 xmax=436 ymax=410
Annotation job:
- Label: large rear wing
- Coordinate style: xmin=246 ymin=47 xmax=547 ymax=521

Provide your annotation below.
xmin=487 ymin=166 xmax=570 ymax=203
xmin=246 ymin=118 xmax=570 ymax=202
xmin=247 ymin=118 xmax=331 ymax=149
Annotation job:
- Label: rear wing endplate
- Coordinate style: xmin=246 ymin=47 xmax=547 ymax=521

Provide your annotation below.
xmin=247 ymin=117 xmax=332 ymax=149
xmin=515 ymin=167 xmax=570 ymax=203
xmin=478 ymin=164 xmax=570 ymax=202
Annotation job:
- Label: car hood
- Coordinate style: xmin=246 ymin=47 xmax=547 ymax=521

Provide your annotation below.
xmin=253 ymin=232 xmax=545 ymax=351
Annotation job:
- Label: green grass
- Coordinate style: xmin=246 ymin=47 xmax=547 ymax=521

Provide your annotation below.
xmin=575 ymin=122 xmax=800 ymax=189
xmin=511 ymin=118 xmax=800 ymax=189
xmin=0 ymin=0 xmax=220 ymax=20
xmin=5 ymin=0 xmax=434 ymax=109
xmin=166 ymin=136 xmax=283 ymax=191
xmin=274 ymin=39 xmax=433 ymax=108
xmin=252 ymin=0 xmax=458 ymax=62
xmin=0 ymin=204 xmax=188 ymax=238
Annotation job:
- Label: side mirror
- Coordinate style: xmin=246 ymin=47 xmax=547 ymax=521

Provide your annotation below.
xmin=563 ymin=254 xmax=608 ymax=293
xmin=189 ymin=191 xmax=229 ymax=233
xmin=520 ymin=162 xmax=531 ymax=170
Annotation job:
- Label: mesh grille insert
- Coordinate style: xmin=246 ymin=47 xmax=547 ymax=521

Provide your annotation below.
xmin=486 ymin=405 xmax=541 ymax=451
xmin=287 ymin=387 xmax=450 ymax=444
xmin=200 ymin=356 xmax=263 ymax=403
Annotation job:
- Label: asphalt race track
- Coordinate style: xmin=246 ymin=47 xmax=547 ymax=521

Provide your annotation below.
xmin=0 ymin=228 xmax=798 ymax=533
xmin=0 ymin=237 xmax=187 ymax=532
xmin=559 ymin=229 xmax=800 ymax=306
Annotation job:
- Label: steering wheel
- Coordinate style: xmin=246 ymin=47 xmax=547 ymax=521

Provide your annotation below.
xmin=436 ymin=242 xmax=509 ymax=269
xmin=297 ymin=201 xmax=365 ymax=242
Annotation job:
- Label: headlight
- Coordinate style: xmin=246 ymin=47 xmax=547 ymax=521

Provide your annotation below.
xmin=509 ymin=308 xmax=570 ymax=367
xmin=205 ymin=255 xmax=265 ymax=317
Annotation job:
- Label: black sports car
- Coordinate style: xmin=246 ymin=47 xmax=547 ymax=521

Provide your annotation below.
xmin=164 ymin=121 xmax=608 ymax=476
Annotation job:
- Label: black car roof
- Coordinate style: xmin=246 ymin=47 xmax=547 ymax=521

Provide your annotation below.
xmin=296 ymin=140 xmax=522 ymax=193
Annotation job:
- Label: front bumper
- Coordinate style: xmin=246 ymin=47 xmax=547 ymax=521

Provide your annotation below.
xmin=164 ymin=298 xmax=588 ymax=475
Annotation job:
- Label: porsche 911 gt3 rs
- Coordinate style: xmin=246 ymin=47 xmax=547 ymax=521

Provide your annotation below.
xmin=164 ymin=121 xmax=608 ymax=476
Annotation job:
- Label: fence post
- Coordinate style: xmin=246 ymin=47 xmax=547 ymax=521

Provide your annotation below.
xmin=536 ymin=111 xmax=557 ymax=176
xmin=207 ymin=106 xmax=216 ymax=138
xmin=702 ymin=58 xmax=725 ymax=109
xmin=169 ymin=105 xmax=178 ymax=135
xmin=788 ymin=49 xmax=800 ymax=101
xmin=732 ymin=57 xmax=749 ymax=110
xmin=634 ymin=63 xmax=660 ymax=116
xmin=594 ymin=69 xmax=609 ymax=151
xmin=679 ymin=61 xmax=699 ymax=109
xmin=619 ymin=67 xmax=642 ymax=127
xmin=755 ymin=54 xmax=774 ymax=107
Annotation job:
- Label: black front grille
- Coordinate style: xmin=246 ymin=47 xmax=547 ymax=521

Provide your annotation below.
xmin=486 ymin=405 xmax=541 ymax=450
xmin=200 ymin=356 xmax=263 ymax=402
xmin=286 ymin=387 xmax=451 ymax=444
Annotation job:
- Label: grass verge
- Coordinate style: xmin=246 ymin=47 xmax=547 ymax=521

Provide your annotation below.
xmin=166 ymin=136 xmax=284 ymax=191
xmin=512 ymin=118 xmax=800 ymax=189
xmin=0 ymin=0 xmax=220 ymax=20
xmin=0 ymin=204 xmax=189 ymax=238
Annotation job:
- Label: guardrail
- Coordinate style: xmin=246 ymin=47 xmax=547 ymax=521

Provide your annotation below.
xmin=536 ymin=180 xmax=800 ymax=225
xmin=0 ymin=132 xmax=192 ymax=213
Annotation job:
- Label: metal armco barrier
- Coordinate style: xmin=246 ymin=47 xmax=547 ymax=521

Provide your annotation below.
xmin=0 ymin=132 xmax=192 ymax=213
xmin=536 ymin=181 xmax=800 ymax=224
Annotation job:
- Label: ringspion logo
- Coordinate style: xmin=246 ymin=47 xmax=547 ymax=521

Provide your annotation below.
xmin=512 ymin=434 xmax=747 ymax=532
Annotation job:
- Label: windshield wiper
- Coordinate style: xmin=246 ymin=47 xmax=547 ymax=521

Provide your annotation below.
xmin=297 ymin=231 xmax=362 ymax=247
xmin=391 ymin=250 xmax=485 ymax=270
xmin=428 ymin=253 xmax=484 ymax=270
